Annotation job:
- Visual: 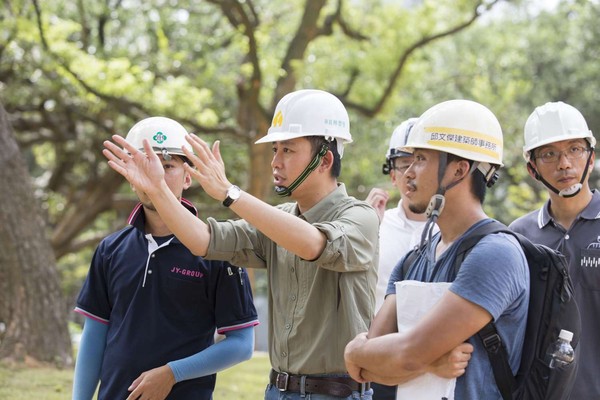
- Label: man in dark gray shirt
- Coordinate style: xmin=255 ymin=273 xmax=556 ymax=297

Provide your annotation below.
xmin=510 ymin=101 xmax=600 ymax=399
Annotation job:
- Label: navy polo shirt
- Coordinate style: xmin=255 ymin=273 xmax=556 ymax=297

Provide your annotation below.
xmin=510 ymin=190 xmax=600 ymax=398
xmin=75 ymin=199 xmax=259 ymax=400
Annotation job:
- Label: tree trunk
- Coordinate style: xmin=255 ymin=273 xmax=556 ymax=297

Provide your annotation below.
xmin=0 ymin=102 xmax=72 ymax=366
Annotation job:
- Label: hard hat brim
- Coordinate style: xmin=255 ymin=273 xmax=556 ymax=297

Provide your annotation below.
xmin=255 ymin=131 xmax=353 ymax=144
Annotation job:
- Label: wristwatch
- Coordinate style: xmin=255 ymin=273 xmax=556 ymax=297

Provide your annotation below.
xmin=222 ymin=185 xmax=242 ymax=207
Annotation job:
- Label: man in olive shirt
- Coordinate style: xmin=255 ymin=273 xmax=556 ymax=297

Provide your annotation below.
xmin=103 ymin=89 xmax=379 ymax=399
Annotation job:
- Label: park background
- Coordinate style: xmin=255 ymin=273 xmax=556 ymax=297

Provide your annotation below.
xmin=1 ymin=0 xmax=599 ymax=397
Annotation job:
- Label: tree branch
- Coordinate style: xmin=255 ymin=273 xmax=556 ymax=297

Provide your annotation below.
xmin=342 ymin=0 xmax=502 ymax=117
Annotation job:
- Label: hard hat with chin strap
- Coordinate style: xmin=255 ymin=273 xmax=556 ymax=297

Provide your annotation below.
xmin=255 ymin=89 xmax=352 ymax=197
xmin=523 ymin=101 xmax=595 ymax=198
xmin=404 ymin=99 xmax=504 ymax=263
xmin=255 ymin=89 xmax=352 ymax=158
xmin=125 ymin=116 xmax=192 ymax=160
xmin=402 ymin=99 xmax=504 ymax=186
xmin=523 ymin=101 xmax=595 ymax=161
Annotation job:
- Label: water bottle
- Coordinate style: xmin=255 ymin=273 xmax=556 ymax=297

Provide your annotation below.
xmin=547 ymin=329 xmax=575 ymax=369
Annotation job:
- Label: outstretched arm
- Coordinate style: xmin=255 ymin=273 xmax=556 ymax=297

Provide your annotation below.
xmin=182 ymin=134 xmax=328 ymax=261
xmin=103 ymin=135 xmax=212 ymax=256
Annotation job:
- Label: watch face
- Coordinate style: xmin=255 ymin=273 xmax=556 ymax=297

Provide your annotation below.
xmin=228 ymin=185 xmax=241 ymax=200
xmin=223 ymin=185 xmax=241 ymax=207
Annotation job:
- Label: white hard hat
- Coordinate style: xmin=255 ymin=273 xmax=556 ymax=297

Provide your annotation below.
xmin=523 ymin=101 xmax=595 ymax=161
xmin=402 ymin=100 xmax=503 ymax=185
xmin=255 ymin=89 xmax=352 ymax=157
xmin=125 ymin=116 xmax=192 ymax=158
xmin=386 ymin=118 xmax=419 ymax=160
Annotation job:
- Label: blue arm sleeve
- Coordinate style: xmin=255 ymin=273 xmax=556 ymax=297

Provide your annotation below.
xmin=72 ymin=318 xmax=108 ymax=400
xmin=167 ymin=326 xmax=254 ymax=382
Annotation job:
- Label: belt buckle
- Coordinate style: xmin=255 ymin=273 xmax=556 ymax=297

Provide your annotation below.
xmin=275 ymin=372 xmax=289 ymax=391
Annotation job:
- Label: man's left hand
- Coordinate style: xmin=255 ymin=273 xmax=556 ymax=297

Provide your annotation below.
xmin=126 ymin=365 xmax=176 ymax=400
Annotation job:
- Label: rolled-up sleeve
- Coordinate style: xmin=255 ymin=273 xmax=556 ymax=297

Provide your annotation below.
xmin=312 ymin=203 xmax=379 ymax=273
xmin=205 ymin=217 xmax=268 ymax=269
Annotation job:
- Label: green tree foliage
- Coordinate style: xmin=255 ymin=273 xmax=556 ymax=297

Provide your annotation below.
xmin=3 ymin=0 xmax=600 ymax=361
xmin=1 ymin=0 xmax=499 ymax=295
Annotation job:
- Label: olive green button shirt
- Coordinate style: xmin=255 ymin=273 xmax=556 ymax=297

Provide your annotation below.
xmin=206 ymin=183 xmax=379 ymax=375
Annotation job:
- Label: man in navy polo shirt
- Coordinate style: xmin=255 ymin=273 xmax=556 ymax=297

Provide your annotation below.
xmin=510 ymin=101 xmax=600 ymax=399
xmin=72 ymin=117 xmax=259 ymax=400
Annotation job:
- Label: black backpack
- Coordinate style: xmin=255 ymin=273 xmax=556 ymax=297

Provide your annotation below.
xmin=400 ymin=220 xmax=581 ymax=400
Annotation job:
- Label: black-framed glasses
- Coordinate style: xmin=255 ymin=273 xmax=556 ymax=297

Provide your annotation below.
xmin=534 ymin=145 xmax=591 ymax=164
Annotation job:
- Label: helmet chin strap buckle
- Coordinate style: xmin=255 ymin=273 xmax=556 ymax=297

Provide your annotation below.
xmin=274 ymin=186 xmax=292 ymax=197
xmin=559 ymin=183 xmax=582 ymax=198
xmin=425 ymin=194 xmax=446 ymax=218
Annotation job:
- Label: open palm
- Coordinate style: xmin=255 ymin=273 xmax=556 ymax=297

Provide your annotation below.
xmin=103 ymin=135 xmax=165 ymax=195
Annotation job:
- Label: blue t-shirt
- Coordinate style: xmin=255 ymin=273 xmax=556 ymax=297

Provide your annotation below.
xmin=75 ymin=200 xmax=259 ymax=400
xmin=387 ymin=219 xmax=529 ymax=400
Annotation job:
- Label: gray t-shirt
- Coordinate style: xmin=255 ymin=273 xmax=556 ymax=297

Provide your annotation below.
xmin=510 ymin=189 xmax=600 ymax=399
xmin=388 ymin=219 xmax=529 ymax=400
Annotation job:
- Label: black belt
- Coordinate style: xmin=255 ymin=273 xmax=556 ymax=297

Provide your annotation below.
xmin=269 ymin=369 xmax=370 ymax=398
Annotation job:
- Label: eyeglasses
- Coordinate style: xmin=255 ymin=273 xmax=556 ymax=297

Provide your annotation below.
xmin=534 ymin=145 xmax=591 ymax=164
xmin=392 ymin=166 xmax=409 ymax=174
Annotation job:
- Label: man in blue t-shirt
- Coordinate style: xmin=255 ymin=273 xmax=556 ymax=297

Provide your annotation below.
xmin=72 ymin=117 xmax=259 ymax=400
xmin=344 ymin=100 xmax=530 ymax=399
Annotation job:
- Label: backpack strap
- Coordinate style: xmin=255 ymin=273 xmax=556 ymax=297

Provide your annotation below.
xmin=400 ymin=247 xmax=420 ymax=279
xmin=478 ymin=323 xmax=515 ymax=400
xmin=400 ymin=220 xmax=519 ymax=400
xmin=452 ymin=220 xmax=517 ymax=400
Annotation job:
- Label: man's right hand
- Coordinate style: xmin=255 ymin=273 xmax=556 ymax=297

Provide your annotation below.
xmin=103 ymin=135 xmax=166 ymax=196
xmin=429 ymin=342 xmax=474 ymax=379
xmin=365 ymin=188 xmax=389 ymax=222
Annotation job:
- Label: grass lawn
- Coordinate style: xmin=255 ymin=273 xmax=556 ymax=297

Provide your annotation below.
xmin=0 ymin=351 xmax=271 ymax=399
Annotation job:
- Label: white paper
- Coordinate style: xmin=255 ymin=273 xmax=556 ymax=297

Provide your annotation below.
xmin=394 ymin=280 xmax=455 ymax=400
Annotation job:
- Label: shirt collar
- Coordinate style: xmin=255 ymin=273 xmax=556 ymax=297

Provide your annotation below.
xmin=537 ymin=189 xmax=600 ymax=228
xmin=127 ymin=197 xmax=198 ymax=231
xmin=298 ymin=183 xmax=348 ymax=223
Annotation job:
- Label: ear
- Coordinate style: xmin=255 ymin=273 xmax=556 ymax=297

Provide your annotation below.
xmin=319 ymin=150 xmax=334 ymax=172
xmin=588 ymin=151 xmax=596 ymax=171
xmin=390 ymin=169 xmax=399 ymax=185
xmin=453 ymin=159 xmax=471 ymax=180
xmin=183 ymin=170 xmax=192 ymax=190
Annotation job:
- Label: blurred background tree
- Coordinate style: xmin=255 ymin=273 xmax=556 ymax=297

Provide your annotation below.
xmin=0 ymin=0 xmax=599 ymax=365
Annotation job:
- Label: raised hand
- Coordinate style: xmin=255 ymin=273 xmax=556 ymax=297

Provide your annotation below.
xmin=365 ymin=188 xmax=390 ymax=222
xmin=103 ymin=135 xmax=166 ymax=196
xmin=181 ymin=133 xmax=232 ymax=201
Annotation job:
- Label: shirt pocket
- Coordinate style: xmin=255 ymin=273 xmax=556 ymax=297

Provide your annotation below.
xmin=579 ymin=248 xmax=600 ymax=291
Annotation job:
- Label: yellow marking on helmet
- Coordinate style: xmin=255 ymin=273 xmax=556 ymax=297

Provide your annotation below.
xmin=425 ymin=126 xmax=502 ymax=145
xmin=424 ymin=126 xmax=502 ymax=159
xmin=427 ymin=140 xmax=500 ymax=159
xmin=272 ymin=111 xmax=283 ymax=127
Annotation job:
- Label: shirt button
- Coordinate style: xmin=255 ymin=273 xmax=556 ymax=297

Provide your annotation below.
xmin=285 ymin=323 xmax=291 ymax=330
xmin=151 ymin=254 xmax=156 ymax=258
xmin=281 ymin=352 xmax=287 ymax=357
xmin=291 ymin=295 xmax=296 ymax=301
xmin=290 ymin=267 xmax=295 ymax=273
xmin=565 ymin=234 xmax=570 ymax=240
xmin=148 ymin=270 xmax=152 ymax=274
